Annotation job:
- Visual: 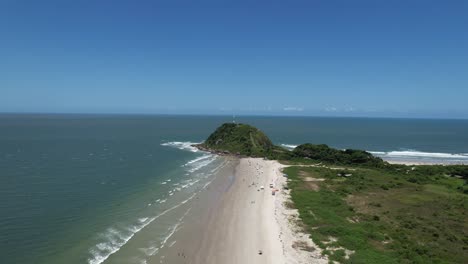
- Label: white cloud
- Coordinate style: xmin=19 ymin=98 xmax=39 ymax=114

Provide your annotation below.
xmin=325 ymin=107 xmax=338 ymax=112
xmin=218 ymin=107 xmax=233 ymax=112
xmin=283 ymin=106 xmax=304 ymax=111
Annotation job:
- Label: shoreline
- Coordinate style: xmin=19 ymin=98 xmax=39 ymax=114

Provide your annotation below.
xmin=156 ymin=157 xmax=327 ymax=264
xmin=384 ymin=159 xmax=467 ymax=165
xmin=194 ymin=144 xmax=467 ymax=166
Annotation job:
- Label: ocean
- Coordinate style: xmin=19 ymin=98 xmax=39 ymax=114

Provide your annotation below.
xmin=1 ymin=114 xmax=467 ymax=264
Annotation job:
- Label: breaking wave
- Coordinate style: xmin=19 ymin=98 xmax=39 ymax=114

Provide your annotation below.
xmin=280 ymin=144 xmax=298 ymax=150
xmin=182 ymin=154 xmax=212 ymax=166
xmin=186 ymin=156 xmax=218 ymax=173
xmin=85 ymin=140 xmax=230 ymax=264
xmin=160 ymin=141 xmax=202 ymax=153
xmin=88 ymin=193 xmax=199 ymax=264
xmin=162 ymin=141 xmax=218 ymax=173
xmin=281 ymin=143 xmax=468 ymax=162
xmin=140 ymin=207 xmax=192 ymax=258
xmin=370 ymin=150 xmax=468 ymax=160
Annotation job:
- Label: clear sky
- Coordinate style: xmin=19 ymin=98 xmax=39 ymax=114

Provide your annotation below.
xmin=1 ymin=0 xmax=467 ymax=118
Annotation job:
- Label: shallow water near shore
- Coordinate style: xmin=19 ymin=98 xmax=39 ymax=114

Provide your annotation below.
xmin=1 ymin=114 xmax=467 ymax=264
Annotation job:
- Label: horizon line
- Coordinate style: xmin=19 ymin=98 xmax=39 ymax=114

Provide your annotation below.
xmin=1 ymin=111 xmax=467 ymax=121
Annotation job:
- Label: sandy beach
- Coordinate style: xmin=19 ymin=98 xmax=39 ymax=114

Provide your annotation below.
xmin=157 ymin=157 xmax=327 ymax=264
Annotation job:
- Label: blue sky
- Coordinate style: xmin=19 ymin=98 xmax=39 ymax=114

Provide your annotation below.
xmin=1 ymin=0 xmax=467 ymax=118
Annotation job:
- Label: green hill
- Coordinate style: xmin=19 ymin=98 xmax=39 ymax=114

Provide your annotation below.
xmin=199 ymin=123 xmax=274 ymax=156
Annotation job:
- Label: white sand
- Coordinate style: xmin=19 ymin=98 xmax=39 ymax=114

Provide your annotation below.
xmin=273 ymin=160 xmax=328 ymax=264
xmin=192 ymin=158 xmax=327 ymax=264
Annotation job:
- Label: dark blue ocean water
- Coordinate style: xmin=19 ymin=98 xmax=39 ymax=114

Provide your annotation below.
xmin=1 ymin=114 xmax=467 ymax=264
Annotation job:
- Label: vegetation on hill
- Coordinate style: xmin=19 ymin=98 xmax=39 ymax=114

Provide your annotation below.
xmin=198 ymin=124 xmax=389 ymax=163
xmin=199 ymin=123 xmax=274 ymax=156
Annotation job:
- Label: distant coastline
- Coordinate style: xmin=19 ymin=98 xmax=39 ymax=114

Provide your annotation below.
xmin=279 ymin=144 xmax=468 ymax=165
xmin=197 ymin=142 xmax=468 ymax=166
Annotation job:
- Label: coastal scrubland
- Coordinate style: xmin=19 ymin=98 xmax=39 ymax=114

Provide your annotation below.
xmin=284 ymin=164 xmax=468 ymax=263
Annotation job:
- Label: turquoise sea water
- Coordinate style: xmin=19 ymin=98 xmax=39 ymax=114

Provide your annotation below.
xmin=1 ymin=114 xmax=467 ymax=264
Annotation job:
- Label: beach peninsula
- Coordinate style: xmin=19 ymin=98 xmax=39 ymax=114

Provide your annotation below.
xmin=188 ymin=123 xmax=327 ymax=263
xmin=160 ymin=123 xmax=467 ymax=264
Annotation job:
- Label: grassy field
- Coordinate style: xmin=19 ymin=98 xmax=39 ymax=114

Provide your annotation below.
xmin=283 ymin=164 xmax=468 ymax=264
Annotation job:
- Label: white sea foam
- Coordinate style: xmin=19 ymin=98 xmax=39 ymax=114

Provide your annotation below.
xmin=180 ymin=178 xmax=203 ymax=190
xmin=140 ymin=207 xmax=193 ymax=258
xmin=161 ymin=141 xmax=202 ymax=153
xmin=187 ymin=156 xmax=218 ymax=173
xmin=163 ymin=141 xmax=218 ymax=172
xmin=159 ymin=208 xmax=191 ymax=250
xmin=281 ymin=142 xmax=468 ymax=161
xmin=159 ymin=223 xmax=179 ymax=250
xmin=182 ymin=154 xmax=212 ymax=167
xmin=280 ymin=144 xmax=298 ymax=150
xmin=369 ymin=151 xmax=386 ymax=155
xmin=370 ymin=150 xmax=468 ymax=160
xmin=202 ymin=176 xmax=218 ymax=190
xmin=88 ymin=224 xmax=146 ymax=264
xmin=140 ymin=246 xmax=159 ymax=256
xmin=88 ymin=143 xmax=227 ymax=264
xmin=210 ymin=159 xmax=229 ymax=173
xmin=88 ymin=193 xmax=198 ymax=264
